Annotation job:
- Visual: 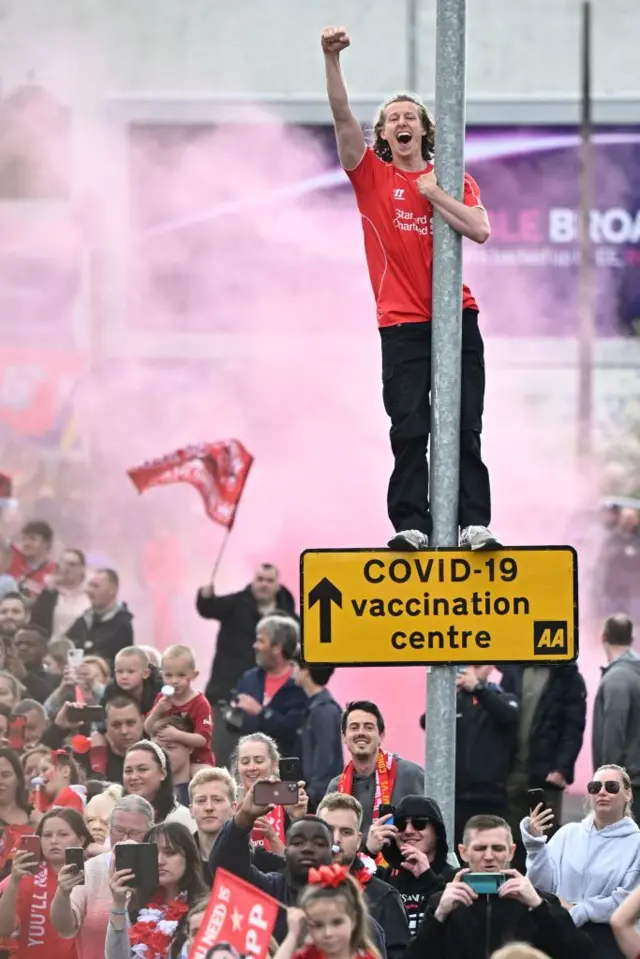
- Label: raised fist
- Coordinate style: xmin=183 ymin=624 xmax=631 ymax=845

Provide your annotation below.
xmin=321 ymin=26 xmax=351 ymax=55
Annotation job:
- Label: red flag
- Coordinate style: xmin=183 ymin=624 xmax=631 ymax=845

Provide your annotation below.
xmin=189 ymin=868 xmax=279 ymax=959
xmin=127 ymin=440 xmax=253 ymax=529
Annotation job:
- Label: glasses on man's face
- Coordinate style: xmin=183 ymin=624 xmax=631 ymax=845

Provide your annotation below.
xmin=587 ymin=779 xmax=621 ymax=795
xmin=111 ymin=825 xmax=147 ymax=841
xmin=395 ymin=816 xmax=431 ymax=832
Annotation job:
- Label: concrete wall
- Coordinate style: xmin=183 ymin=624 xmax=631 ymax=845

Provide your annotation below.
xmin=0 ymin=0 xmax=637 ymax=107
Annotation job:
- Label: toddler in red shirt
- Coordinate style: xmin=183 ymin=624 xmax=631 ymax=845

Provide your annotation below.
xmin=144 ymin=643 xmax=214 ymax=771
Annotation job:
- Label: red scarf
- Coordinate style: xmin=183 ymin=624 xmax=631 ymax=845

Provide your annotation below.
xmin=338 ymin=750 xmax=397 ymax=867
xmin=15 ymin=864 xmax=77 ymax=959
xmin=337 ymin=750 xmax=397 ymax=820
xmin=129 ymin=892 xmax=189 ymax=959
xmin=352 ymin=855 xmax=377 ymax=888
xmin=251 ymin=803 xmax=285 ymax=851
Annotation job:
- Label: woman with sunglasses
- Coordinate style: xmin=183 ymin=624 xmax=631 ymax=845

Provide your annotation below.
xmin=521 ymin=763 xmax=640 ymax=958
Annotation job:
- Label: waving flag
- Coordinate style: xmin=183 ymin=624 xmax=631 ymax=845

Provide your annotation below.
xmin=127 ymin=440 xmax=253 ymax=529
xmin=189 ymin=868 xmax=279 ymax=959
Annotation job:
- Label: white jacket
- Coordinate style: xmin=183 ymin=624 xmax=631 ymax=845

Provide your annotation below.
xmin=521 ymin=814 xmax=640 ymax=926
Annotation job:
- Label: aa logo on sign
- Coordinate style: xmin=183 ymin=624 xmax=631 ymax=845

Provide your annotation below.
xmin=533 ymin=621 xmax=568 ymax=656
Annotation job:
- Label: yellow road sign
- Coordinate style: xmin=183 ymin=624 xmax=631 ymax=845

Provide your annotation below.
xmin=300 ymin=546 xmax=578 ymax=665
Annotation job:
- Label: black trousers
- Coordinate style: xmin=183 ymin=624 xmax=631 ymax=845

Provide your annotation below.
xmin=380 ymin=310 xmax=491 ymax=536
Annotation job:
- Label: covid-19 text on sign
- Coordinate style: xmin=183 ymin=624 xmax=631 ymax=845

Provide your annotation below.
xmin=300 ymin=546 xmax=578 ymax=665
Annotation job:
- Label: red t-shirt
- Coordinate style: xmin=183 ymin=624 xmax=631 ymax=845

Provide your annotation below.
xmin=346 ymin=147 xmax=481 ymax=326
xmin=8 ymin=546 xmax=55 ymax=598
xmin=0 ymin=865 xmax=78 ymax=959
xmin=154 ymin=691 xmax=214 ymax=765
xmin=264 ymin=668 xmax=291 ymax=706
xmin=40 ymin=786 xmax=85 ymax=816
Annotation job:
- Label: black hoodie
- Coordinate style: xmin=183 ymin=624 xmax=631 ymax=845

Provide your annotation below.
xmin=375 ymin=795 xmax=457 ymax=935
xmin=196 ymin=583 xmax=296 ymax=703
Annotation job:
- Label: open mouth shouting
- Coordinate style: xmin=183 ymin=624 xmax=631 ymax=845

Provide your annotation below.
xmin=396 ymin=131 xmax=413 ymax=145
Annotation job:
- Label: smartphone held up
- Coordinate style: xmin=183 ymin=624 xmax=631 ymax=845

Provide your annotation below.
xmin=65 ymin=847 xmax=85 ymax=882
xmin=254 ymin=781 xmax=300 ymax=806
xmin=19 ymin=835 xmax=41 ymax=873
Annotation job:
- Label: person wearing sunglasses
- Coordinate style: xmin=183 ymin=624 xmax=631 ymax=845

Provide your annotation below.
xmin=521 ymin=763 xmax=640 ymax=958
xmin=366 ymin=794 xmax=458 ymax=935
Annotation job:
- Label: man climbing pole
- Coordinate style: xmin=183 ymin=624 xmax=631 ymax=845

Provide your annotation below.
xmin=321 ymin=25 xmax=501 ymax=552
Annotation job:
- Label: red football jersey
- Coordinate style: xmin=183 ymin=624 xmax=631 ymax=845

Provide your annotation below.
xmin=346 ymin=147 xmax=481 ymax=326
xmin=154 ymin=691 xmax=214 ymax=765
xmin=8 ymin=545 xmax=55 ymax=597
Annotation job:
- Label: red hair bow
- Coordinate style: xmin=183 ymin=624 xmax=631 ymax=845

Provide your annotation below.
xmin=307 ymin=864 xmax=350 ymax=888
xmin=71 ymin=735 xmax=91 ymax=756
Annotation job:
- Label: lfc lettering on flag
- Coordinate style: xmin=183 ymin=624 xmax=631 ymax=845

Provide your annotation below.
xmin=189 ymin=868 xmax=279 ymax=959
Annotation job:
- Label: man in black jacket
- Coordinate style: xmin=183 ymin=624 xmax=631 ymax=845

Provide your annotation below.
xmin=293 ymin=659 xmax=342 ymax=809
xmin=66 ymin=568 xmax=134 ymax=667
xmin=420 ymin=667 xmax=519 ymax=845
xmin=365 ymin=794 xmax=457 ymax=934
xmin=405 ymin=814 xmax=594 ymax=959
xmin=453 ymin=665 xmax=519 ymax=845
xmin=209 ymin=784 xmax=387 ymax=954
xmin=317 ymin=792 xmax=410 ymax=959
xmin=500 ymin=663 xmax=586 ymax=866
xmin=196 ymin=562 xmax=295 ymax=767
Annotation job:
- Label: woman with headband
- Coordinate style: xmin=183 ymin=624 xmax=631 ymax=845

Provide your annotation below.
xmin=122 ymin=741 xmax=195 ymax=829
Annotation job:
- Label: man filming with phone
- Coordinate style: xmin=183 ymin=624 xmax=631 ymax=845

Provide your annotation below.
xmin=405 ymin=814 xmax=594 ymax=959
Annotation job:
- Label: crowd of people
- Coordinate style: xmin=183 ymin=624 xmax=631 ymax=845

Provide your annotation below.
xmin=0 ymin=512 xmax=637 ymax=959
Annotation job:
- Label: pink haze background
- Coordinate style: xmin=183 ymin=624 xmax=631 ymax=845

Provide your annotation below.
xmin=1 ymin=89 xmax=608 ymax=794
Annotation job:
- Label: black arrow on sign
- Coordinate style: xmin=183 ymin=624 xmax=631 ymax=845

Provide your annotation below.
xmin=308 ymin=578 xmax=343 ymax=644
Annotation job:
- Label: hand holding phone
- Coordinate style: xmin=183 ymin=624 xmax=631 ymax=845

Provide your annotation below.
xmin=527 ymin=795 xmax=555 ymax=839
xmin=66 ymin=704 xmax=106 ymax=724
xmin=65 ymin=847 xmax=85 ymax=881
xmin=462 ymin=872 xmax=506 ymax=895
xmin=67 ymin=649 xmax=85 ymax=669
xmin=279 ymin=757 xmax=303 ymax=783
xmin=379 ymin=803 xmax=396 ymax=826
xmin=18 ymin=835 xmax=41 ymax=874
xmin=527 ymin=788 xmax=547 ymax=813
xmin=114 ymin=843 xmax=159 ymax=890
xmin=254 ymin=781 xmax=300 ymax=806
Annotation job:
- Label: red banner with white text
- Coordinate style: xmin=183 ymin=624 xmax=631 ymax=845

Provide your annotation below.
xmin=189 ymin=869 xmax=279 ymax=959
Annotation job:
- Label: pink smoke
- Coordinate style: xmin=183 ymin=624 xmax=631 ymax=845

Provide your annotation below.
xmin=0 ymin=91 xmax=612 ymax=794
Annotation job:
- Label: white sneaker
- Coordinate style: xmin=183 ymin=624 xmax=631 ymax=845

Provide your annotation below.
xmin=460 ymin=525 xmax=502 ymax=551
xmin=387 ymin=529 xmax=430 ymax=551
